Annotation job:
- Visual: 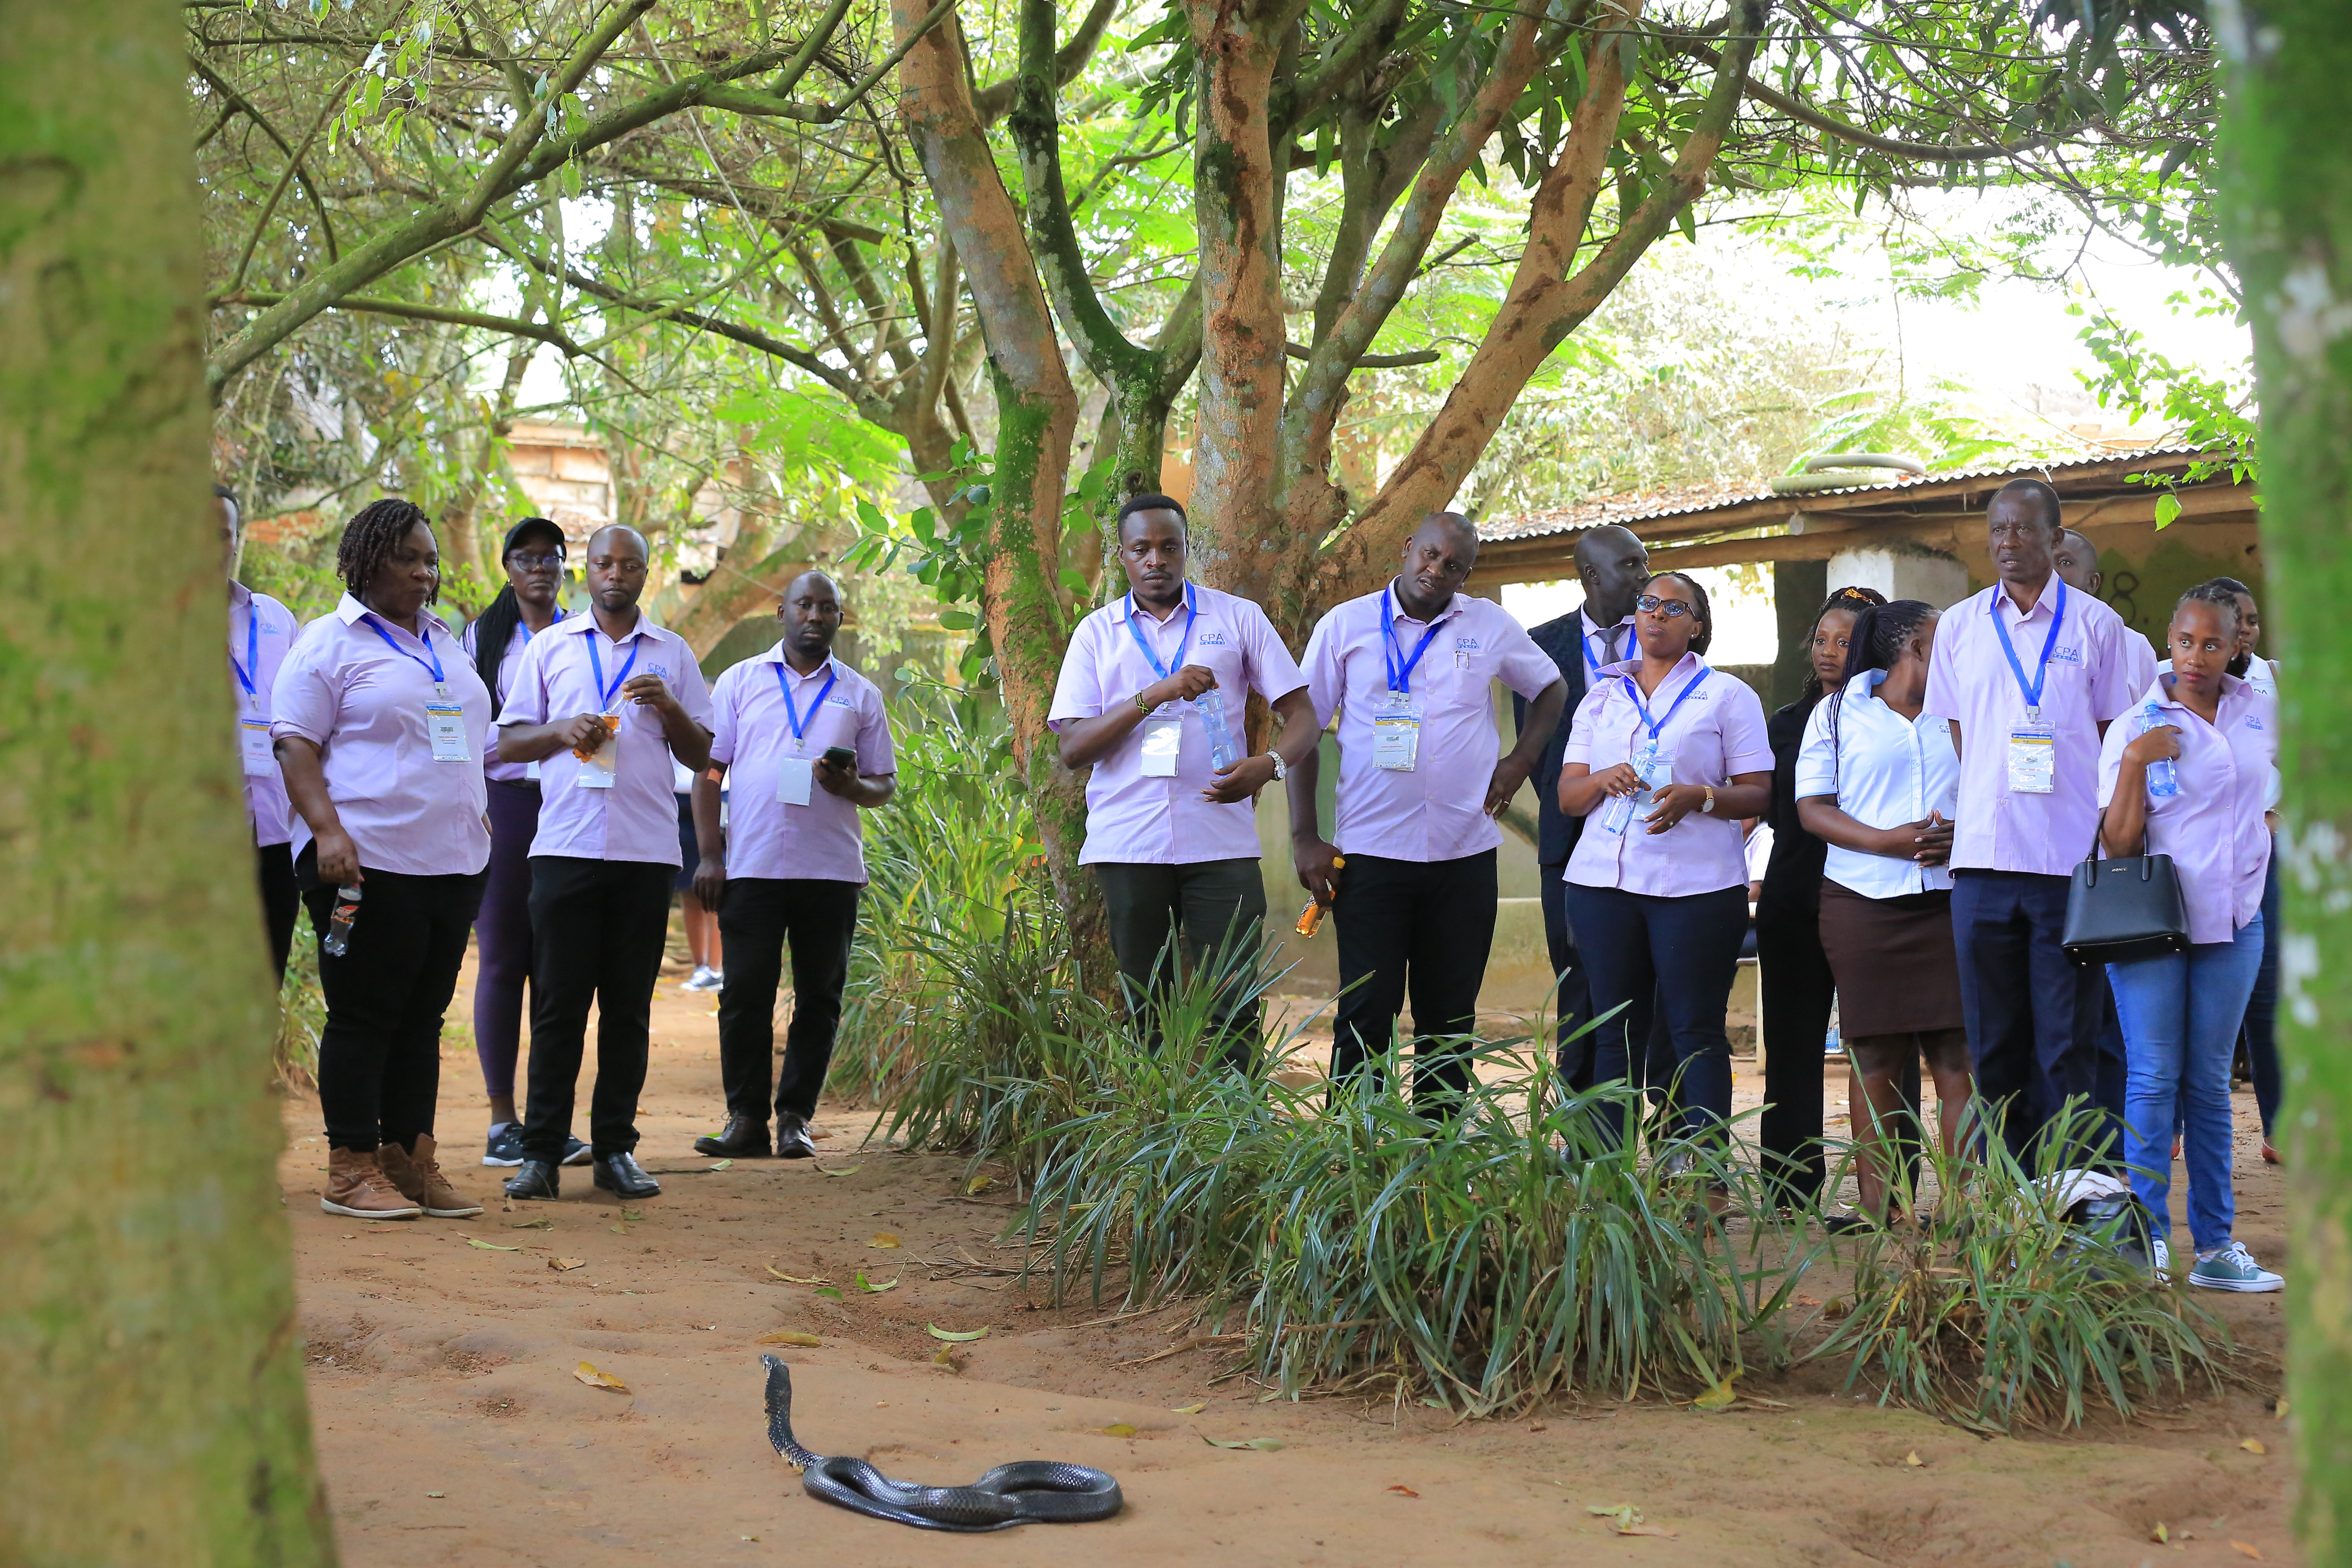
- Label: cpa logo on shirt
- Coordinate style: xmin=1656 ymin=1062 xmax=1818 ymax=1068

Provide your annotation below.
xmin=1198 ymin=630 xmax=1229 ymax=647
xmin=2049 ymin=645 xmax=2085 ymax=665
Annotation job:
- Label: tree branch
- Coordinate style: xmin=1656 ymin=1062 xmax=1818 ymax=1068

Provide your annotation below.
xmin=211 ymin=290 xmax=581 ymax=350
xmin=1677 ymin=38 xmax=2061 ymax=162
xmin=970 ymin=0 xmax=1120 ymax=124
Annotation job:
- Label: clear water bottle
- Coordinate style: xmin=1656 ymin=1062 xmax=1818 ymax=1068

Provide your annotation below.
xmin=2141 ymin=701 xmax=2179 ymax=798
xmin=321 ymin=884 xmax=363 ymax=956
xmin=1599 ymin=779 xmax=1646 ymax=835
xmin=1197 ymin=685 xmax=1243 ymax=774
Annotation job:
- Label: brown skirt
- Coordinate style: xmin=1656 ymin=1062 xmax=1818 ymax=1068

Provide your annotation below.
xmin=1817 ymin=880 xmax=1965 ymax=1040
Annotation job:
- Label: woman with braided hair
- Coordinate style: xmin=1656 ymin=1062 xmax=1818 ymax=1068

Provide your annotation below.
xmin=1755 ymin=584 xmax=1885 ymax=1209
xmin=1795 ymin=599 xmax=1968 ymax=1229
xmin=271 ymin=499 xmax=494 ymax=1220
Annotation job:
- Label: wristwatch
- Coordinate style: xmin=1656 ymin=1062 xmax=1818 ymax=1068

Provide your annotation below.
xmin=1265 ymin=750 xmax=1287 ymax=782
xmin=1702 ymin=785 xmax=1717 ymax=815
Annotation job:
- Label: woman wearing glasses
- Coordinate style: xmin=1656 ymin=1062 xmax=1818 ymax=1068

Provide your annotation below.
xmin=460 ymin=518 xmax=588 ymax=1170
xmin=1558 ymin=572 xmax=1773 ymax=1174
xmin=272 ymin=500 xmax=494 ymax=1219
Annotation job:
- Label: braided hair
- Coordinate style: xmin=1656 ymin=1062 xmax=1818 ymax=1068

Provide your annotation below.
xmin=1800 ymin=584 xmax=1890 ymax=703
xmin=1641 ymin=570 xmax=1716 ymax=657
xmin=337 ymin=498 xmax=437 ymax=607
xmin=1820 ymin=599 xmax=1938 ymax=791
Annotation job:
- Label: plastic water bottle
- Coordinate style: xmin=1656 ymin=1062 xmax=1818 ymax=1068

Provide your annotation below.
xmin=321 ymin=884 xmax=363 ymax=956
xmin=1198 ymin=686 xmax=1242 ymax=774
xmin=2141 ymin=701 xmax=2179 ymax=798
xmin=1599 ymin=784 xmax=1642 ymax=835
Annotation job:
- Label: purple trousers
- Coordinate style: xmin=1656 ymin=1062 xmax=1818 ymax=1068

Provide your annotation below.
xmin=473 ymin=779 xmax=542 ymax=1099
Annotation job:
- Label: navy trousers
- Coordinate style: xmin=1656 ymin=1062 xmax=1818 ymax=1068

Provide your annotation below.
xmin=1565 ymin=881 xmax=1748 ymax=1145
xmin=1949 ymin=869 xmax=2106 ymax=1171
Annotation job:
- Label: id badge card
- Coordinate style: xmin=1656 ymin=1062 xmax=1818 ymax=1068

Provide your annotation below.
xmin=777 ymin=755 xmax=814 ymax=806
xmin=579 ymin=714 xmax=620 ymax=788
xmin=1139 ymin=713 xmax=1183 ymax=778
xmin=2006 ymin=725 xmax=2056 ymax=794
xmin=425 ymin=699 xmax=471 ymax=764
xmin=1372 ymin=694 xmax=1421 ymax=772
xmin=239 ymin=715 xmax=275 ymax=775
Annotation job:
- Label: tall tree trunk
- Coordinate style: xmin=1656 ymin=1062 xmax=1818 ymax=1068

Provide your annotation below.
xmin=895 ymin=0 xmax=1113 ymax=988
xmin=0 ymin=4 xmax=336 ymax=1562
xmin=2216 ymin=0 xmax=2352 ymax=1555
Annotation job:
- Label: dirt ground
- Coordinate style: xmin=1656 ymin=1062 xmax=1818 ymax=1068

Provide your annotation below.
xmin=284 ymin=940 xmax=2299 ymax=1568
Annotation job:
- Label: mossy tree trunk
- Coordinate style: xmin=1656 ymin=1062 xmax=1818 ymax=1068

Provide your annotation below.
xmin=2216 ymin=0 xmax=2352 ymax=1556
xmin=0 ymin=2 xmax=336 ymax=1562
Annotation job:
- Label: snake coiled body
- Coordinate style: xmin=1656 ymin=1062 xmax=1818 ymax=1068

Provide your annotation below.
xmin=760 ymin=1355 xmax=1123 ymax=1531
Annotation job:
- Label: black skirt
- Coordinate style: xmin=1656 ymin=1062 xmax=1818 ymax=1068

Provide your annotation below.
xmin=1816 ymin=881 xmax=1963 ymax=1038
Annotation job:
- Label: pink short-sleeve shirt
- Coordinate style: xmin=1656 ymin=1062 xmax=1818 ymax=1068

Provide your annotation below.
xmin=267 ymin=595 xmax=493 ymax=877
xmin=2097 ymin=675 xmax=2275 ymax=944
xmin=230 ymin=581 xmax=301 ymax=847
xmin=1047 ymin=584 xmax=1306 ymax=865
xmin=1300 ymin=586 xmax=1561 ymax=862
xmin=1562 ymin=653 xmax=1775 ymax=897
xmin=462 ymin=611 xmax=571 ymax=784
xmin=708 ymin=646 xmax=896 ymax=884
xmin=497 ymin=611 xmax=713 ymax=866
xmin=1922 ymin=578 xmax=2139 ymax=877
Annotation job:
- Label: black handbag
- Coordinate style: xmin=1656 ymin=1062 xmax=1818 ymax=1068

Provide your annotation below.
xmin=2061 ymin=814 xmax=2190 ymax=967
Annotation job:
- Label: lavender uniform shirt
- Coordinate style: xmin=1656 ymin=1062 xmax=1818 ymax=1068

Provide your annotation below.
xmin=1047 ymin=584 xmax=1306 ymax=866
xmin=1301 ymin=586 xmax=1559 ymax=863
xmin=267 ymin=594 xmax=492 ymax=877
xmin=706 ymin=646 xmax=896 ymax=884
xmin=2097 ymin=675 xmax=2276 ymax=945
xmin=1922 ymin=578 xmax=2139 ymax=877
xmin=229 ymin=580 xmax=301 ymax=847
xmin=497 ymin=611 xmax=713 ymax=866
xmin=1562 ymin=653 xmax=1775 ymax=898
xmin=461 ymin=611 xmax=566 ymax=784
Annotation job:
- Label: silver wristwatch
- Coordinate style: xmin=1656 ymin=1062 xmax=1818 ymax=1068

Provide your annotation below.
xmin=1265 ymin=750 xmax=1287 ymax=782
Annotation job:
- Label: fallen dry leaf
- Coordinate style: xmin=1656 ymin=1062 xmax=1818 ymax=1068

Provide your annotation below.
xmin=1387 ymin=1484 xmax=1420 ymax=1498
xmin=1692 ymin=1378 xmax=1736 ymax=1411
xmin=464 ymin=1238 xmax=520 ymax=1251
xmin=932 ymin=1345 xmax=961 ymax=1369
xmin=1619 ymin=1525 xmax=1679 ymax=1538
xmin=548 ymin=1257 xmax=586 ymax=1272
xmin=1203 ymin=1437 xmax=1284 ymax=1452
xmin=1102 ymin=1423 xmax=1137 ymax=1438
xmin=708 ymin=1159 xmax=734 ymax=1171
xmin=574 ymin=1361 xmax=627 ymax=1392
xmin=509 ymin=1218 xmax=552 ymax=1230
xmin=927 ymin=1323 xmax=988 ymax=1342
xmin=2240 ymin=1437 xmax=2267 ymax=1455
xmin=753 ymin=1330 xmax=823 ymax=1347
xmin=767 ymin=1266 xmax=830 ymax=1284
xmin=2232 ymin=1542 xmax=2265 ymax=1561
xmin=1170 ymin=1402 xmax=1206 ymax=1414
xmin=608 ymin=1223 xmax=629 ymax=1234
xmin=855 ymin=1272 xmax=898 ymax=1294
xmin=869 ymin=1232 xmax=901 ymax=1249
xmin=965 ymin=1174 xmax=996 ymax=1195
xmin=816 ymin=1165 xmax=862 ymax=1178
xmin=2152 ymin=1522 xmax=2171 ymax=1544
xmin=1904 ymin=1451 xmax=1924 ymax=1468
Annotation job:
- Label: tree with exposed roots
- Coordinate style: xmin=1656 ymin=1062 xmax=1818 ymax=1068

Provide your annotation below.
xmin=1 ymin=2 xmax=336 ymax=1560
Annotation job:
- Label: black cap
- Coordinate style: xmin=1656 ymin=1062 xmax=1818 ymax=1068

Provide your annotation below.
xmin=501 ymin=517 xmax=567 ymax=558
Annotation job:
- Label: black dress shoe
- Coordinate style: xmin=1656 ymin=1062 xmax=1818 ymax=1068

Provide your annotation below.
xmin=775 ymin=1115 xmax=817 ymax=1159
xmin=592 ymin=1151 xmax=661 ymax=1199
xmin=503 ymin=1159 xmax=560 ymax=1200
xmin=693 ymin=1115 xmax=772 ymax=1158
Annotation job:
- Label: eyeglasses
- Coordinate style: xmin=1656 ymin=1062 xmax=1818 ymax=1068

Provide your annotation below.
xmin=508 ymin=552 xmax=566 ymax=571
xmin=1635 ymin=595 xmax=1696 ymax=618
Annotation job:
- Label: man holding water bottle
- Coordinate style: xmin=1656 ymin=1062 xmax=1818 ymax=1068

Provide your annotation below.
xmin=1049 ymin=495 xmax=1322 ymax=1068
xmin=1290 ymin=513 xmax=1568 ymax=1109
xmin=493 ymin=525 xmax=713 ymax=1202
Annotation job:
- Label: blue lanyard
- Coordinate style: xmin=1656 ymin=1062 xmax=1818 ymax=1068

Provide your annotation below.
xmin=523 ymin=607 xmax=565 ymax=642
xmin=361 ymin=614 xmax=446 ymax=687
xmin=1989 ymin=580 xmax=2067 ymax=718
xmin=586 ymin=631 xmax=640 ymax=710
xmin=1582 ymin=619 xmax=1623 ymax=676
xmin=1123 ymin=588 xmax=1197 ymax=680
xmin=1381 ymin=587 xmax=1448 ymax=695
xmin=774 ymin=660 xmax=840 ymax=743
xmin=230 ymin=605 xmax=261 ymax=701
xmin=1621 ymin=666 xmax=1710 ymax=744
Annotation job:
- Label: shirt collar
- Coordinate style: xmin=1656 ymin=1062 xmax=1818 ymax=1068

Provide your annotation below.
xmin=1601 ymin=649 xmax=1705 ymax=682
xmin=760 ymin=642 xmax=840 ymax=682
xmin=336 ymin=592 xmax=452 ymax=641
xmin=559 ymin=607 xmax=659 ymax=642
xmin=229 ymin=579 xmax=252 ymax=609
xmin=1113 ymin=584 xmax=1197 ymax=626
xmin=1993 ymin=575 xmax=2065 ymax=622
xmin=1580 ymin=606 xmax=1631 ymax=638
xmin=2148 ymin=671 xmax=2249 ymax=715
xmin=1385 ymin=582 xmax=1464 ymax=628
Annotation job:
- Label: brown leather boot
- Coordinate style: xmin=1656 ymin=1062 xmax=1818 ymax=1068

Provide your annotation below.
xmin=322 ymin=1147 xmax=424 ymax=1220
xmin=378 ymin=1134 xmax=484 ymax=1218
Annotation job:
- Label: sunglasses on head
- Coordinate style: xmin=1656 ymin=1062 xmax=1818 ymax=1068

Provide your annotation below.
xmin=1635 ymin=595 xmax=1696 ymax=618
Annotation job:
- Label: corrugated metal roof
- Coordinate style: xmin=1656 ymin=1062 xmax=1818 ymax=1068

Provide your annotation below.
xmin=1477 ymin=445 xmax=2204 ymax=545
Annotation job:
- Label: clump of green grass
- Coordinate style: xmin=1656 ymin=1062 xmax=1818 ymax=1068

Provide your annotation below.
xmin=272 ymin=920 xmax=325 ymax=1089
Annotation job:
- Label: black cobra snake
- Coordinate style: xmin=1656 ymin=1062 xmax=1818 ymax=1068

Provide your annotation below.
xmin=760 ymin=1355 xmax=1123 ymax=1531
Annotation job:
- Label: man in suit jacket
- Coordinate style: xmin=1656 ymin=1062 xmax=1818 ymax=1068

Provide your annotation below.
xmin=1515 ymin=523 xmax=1650 ymax=1085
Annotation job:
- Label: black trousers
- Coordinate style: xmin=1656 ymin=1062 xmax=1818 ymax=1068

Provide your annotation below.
xmin=522 ymin=856 xmax=675 ymax=1163
xmin=1096 ymin=858 xmax=1268 ymax=1067
xmin=1950 ymin=869 xmax=2107 ymax=1171
xmin=1566 ymin=882 xmax=1748 ymax=1146
xmin=1539 ymin=860 xmax=1595 ymax=1085
xmin=1331 ymin=850 xmax=1497 ymax=1105
xmin=715 ymin=878 xmax=861 ymax=1123
xmin=257 ymin=839 xmax=301 ymax=984
xmin=298 ymin=849 xmax=486 ymax=1153
xmin=1755 ymin=891 xmax=1837 ymax=1205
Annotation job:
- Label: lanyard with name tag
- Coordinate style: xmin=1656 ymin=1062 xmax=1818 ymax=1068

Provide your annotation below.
xmin=1374 ymin=587 xmax=1446 ymax=773
xmin=362 ymin=615 xmax=471 ymax=764
xmin=231 ymin=608 xmax=276 ymax=775
xmin=578 ymin=635 xmax=642 ymax=788
xmin=1991 ymin=582 xmax=2067 ymax=794
xmin=1126 ymin=590 xmax=1196 ymax=776
xmin=775 ymin=661 xmax=841 ymax=803
xmin=1621 ymin=665 xmax=1710 ymax=784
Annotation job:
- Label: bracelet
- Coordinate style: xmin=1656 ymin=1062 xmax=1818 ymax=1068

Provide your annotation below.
xmin=1133 ymin=688 xmax=1154 ymax=714
xmin=1265 ymin=750 xmax=1287 ymax=782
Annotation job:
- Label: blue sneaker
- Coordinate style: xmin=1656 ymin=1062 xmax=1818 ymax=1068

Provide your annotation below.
xmin=2189 ymin=1241 xmax=2283 ymax=1293
xmin=482 ymin=1123 xmax=524 ymax=1167
xmin=561 ymin=1135 xmax=592 ymax=1167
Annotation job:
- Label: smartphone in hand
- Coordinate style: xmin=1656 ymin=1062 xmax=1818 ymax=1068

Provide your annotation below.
xmin=821 ymin=745 xmax=857 ymax=770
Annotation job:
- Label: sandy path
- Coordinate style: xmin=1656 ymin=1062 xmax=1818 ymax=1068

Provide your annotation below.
xmin=283 ymin=946 xmax=2299 ymax=1567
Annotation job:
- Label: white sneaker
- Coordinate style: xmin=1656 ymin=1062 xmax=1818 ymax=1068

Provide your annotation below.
xmin=2189 ymin=1241 xmax=2283 ymax=1292
xmin=681 ymin=966 xmax=723 ymax=993
xmin=2152 ymin=1236 xmax=2172 ymax=1284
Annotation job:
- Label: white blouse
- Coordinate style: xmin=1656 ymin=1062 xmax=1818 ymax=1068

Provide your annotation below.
xmin=1793 ymin=668 xmax=1961 ymax=899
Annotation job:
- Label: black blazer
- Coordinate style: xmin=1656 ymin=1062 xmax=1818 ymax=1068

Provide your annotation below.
xmin=1516 ymin=611 xmax=1602 ymax=867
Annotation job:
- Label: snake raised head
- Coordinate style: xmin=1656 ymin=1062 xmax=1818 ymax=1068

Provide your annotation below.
xmin=760 ymin=1354 xmax=1123 ymax=1531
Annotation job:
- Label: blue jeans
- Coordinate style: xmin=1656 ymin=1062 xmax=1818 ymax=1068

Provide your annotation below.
xmin=2108 ymin=915 xmax=2265 ymax=1252
xmin=1564 ymin=882 xmax=1747 ymax=1145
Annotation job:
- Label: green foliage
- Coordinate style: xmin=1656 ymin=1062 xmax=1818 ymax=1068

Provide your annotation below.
xmin=272 ymin=918 xmax=325 ymax=1091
